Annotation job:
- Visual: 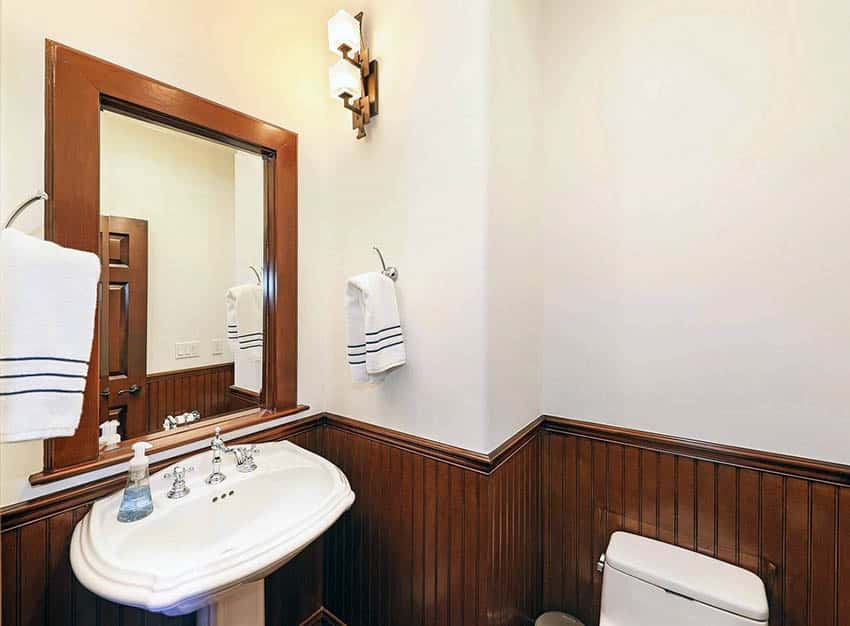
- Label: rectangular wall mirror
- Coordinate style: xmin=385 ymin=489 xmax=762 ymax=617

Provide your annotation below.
xmin=99 ymin=110 xmax=265 ymax=439
xmin=33 ymin=41 xmax=301 ymax=483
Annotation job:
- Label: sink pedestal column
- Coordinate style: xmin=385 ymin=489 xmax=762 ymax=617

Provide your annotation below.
xmin=196 ymin=580 xmax=265 ymax=626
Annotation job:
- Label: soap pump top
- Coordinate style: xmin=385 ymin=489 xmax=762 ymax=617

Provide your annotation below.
xmin=128 ymin=441 xmax=153 ymax=479
xmin=98 ymin=419 xmax=121 ymax=449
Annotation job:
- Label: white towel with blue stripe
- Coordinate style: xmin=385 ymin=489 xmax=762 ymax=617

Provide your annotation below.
xmin=0 ymin=228 xmax=100 ymax=442
xmin=225 ymin=284 xmax=263 ymax=392
xmin=345 ymin=272 xmax=406 ymax=383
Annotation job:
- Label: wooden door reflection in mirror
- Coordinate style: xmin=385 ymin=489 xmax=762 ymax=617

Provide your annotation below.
xmin=35 ymin=41 xmax=300 ymax=482
xmin=99 ymin=214 xmax=148 ymax=439
xmin=98 ymin=111 xmax=265 ymax=439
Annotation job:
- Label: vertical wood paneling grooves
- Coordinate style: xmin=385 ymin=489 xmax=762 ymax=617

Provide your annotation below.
xmin=19 ymin=519 xmax=47 ymax=626
xmin=2 ymin=526 xmax=19 ymax=625
xmin=607 ymin=444 xmax=623 ymax=535
xmin=563 ymin=436 xmax=578 ymax=612
xmin=838 ymin=488 xmax=850 ymax=626
xmin=717 ymin=465 xmax=737 ymax=563
xmin=145 ymin=363 xmax=254 ymax=430
xmin=46 ymin=511 xmax=75 ymax=625
xmin=320 ymin=425 xmax=540 ymax=626
xmin=762 ymin=473 xmax=785 ymax=625
xmin=542 ymin=428 xmax=847 ymax=626
xmin=590 ymin=441 xmax=606 ymax=625
xmin=545 ymin=433 xmax=564 ymax=611
xmin=696 ymin=461 xmax=716 ymax=556
xmin=809 ymin=484 xmax=836 ymax=626
xmin=676 ymin=457 xmax=695 ymax=549
xmin=657 ymin=453 xmax=675 ymax=544
xmin=575 ymin=437 xmax=593 ymax=624
xmin=623 ymin=447 xmax=640 ymax=534
xmin=640 ymin=450 xmax=658 ymax=538
xmin=7 ymin=415 xmax=849 ymax=626
xmin=462 ymin=470 xmax=477 ymax=626
xmin=738 ymin=469 xmax=760 ymax=573
xmin=785 ymin=479 xmax=809 ymax=626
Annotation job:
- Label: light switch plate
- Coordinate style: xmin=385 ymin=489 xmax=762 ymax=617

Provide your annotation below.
xmin=175 ymin=341 xmax=200 ymax=359
xmin=211 ymin=339 xmax=225 ymax=355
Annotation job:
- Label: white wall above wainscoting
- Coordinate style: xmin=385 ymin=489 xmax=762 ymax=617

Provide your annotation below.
xmin=4 ymin=0 xmax=850 ymax=507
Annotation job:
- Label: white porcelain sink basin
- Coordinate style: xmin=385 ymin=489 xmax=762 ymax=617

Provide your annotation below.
xmin=70 ymin=441 xmax=354 ymax=615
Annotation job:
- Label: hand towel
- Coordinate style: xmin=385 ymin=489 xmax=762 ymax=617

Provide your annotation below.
xmin=345 ymin=272 xmax=406 ymax=383
xmin=0 ymin=228 xmax=100 ymax=442
xmin=225 ymin=284 xmax=263 ymax=392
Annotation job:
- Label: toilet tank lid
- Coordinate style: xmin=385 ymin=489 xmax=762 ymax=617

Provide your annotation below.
xmin=605 ymin=532 xmax=768 ymax=622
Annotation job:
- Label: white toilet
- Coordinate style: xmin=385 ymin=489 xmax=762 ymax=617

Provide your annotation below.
xmin=599 ymin=531 xmax=769 ymax=625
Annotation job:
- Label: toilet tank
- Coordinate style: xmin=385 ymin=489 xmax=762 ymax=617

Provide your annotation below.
xmin=599 ymin=532 xmax=768 ymax=626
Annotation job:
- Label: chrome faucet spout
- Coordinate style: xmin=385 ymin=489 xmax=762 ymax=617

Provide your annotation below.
xmin=206 ymin=427 xmax=228 ymax=484
xmin=205 ymin=428 xmax=258 ymax=483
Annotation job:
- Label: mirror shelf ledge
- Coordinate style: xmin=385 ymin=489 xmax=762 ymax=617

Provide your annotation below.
xmin=28 ymin=404 xmax=309 ymax=486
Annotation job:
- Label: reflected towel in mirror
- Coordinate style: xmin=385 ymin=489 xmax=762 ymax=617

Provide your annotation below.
xmin=226 ymin=284 xmax=263 ymax=393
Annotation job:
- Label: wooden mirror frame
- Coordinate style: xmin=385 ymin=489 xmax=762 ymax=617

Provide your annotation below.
xmin=32 ymin=41 xmax=303 ymax=484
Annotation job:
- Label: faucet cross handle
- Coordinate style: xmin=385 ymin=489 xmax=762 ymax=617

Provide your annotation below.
xmin=234 ymin=444 xmax=259 ymax=473
xmin=164 ymin=465 xmax=194 ymax=499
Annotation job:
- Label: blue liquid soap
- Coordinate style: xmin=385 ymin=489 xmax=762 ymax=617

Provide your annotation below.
xmin=117 ymin=485 xmax=154 ymax=522
xmin=118 ymin=442 xmax=154 ymax=523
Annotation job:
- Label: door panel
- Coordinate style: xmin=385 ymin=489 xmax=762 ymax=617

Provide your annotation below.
xmin=99 ymin=216 xmax=148 ymax=440
xmin=107 ymin=283 xmax=129 ymax=377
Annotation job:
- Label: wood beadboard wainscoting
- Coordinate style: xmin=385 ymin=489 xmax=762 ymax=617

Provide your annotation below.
xmin=319 ymin=415 xmax=541 ymax=626
xmin=145 ymin=363 xmax=256 ymax=434
xmin=540 ymin=417 xmax=850 ymax=626
xmin=3 ymin=413 xmax=849 ymax=626
xmin=0 ymin=413 xmax=543 ymax=626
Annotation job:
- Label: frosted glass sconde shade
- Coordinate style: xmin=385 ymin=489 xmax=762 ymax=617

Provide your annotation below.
xmin=329 ymin=59 xmax=362 ymax=100
xmin=328 ymin=10 xmax=361 ymax=55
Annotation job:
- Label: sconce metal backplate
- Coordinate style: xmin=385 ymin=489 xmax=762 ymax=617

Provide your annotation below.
xmin=351 ymin=59 xmax=379 ymax=133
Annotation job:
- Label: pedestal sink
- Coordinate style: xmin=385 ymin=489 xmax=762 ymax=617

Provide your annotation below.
xmin=70 ymin=440 xmax=355 ymax=617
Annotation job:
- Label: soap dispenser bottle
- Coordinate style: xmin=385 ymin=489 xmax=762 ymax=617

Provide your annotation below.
xmin=117 ymin=442 xmax=154 ymax=522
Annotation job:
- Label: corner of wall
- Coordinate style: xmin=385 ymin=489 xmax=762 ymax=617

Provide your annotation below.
xmin=482 ymin=0 xmax=546 ymax=451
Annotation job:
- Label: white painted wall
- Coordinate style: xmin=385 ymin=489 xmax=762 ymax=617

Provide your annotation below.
xmin=101 ymin=111 xmax=239 ymax=373
xmin=0 ymin=0 xmax=511 ymax=505
xmin=483 ymin=0 xmax=544 ymax=450
xmin=539 ymin=0 xmax=850 ymax=464
xmin=320 ymin=0 xmax=493 ymax=452
xmin=233 ymin=152 xmax=265 ymax=289
xmin=4 ymin=0 xmax=849 ymax=507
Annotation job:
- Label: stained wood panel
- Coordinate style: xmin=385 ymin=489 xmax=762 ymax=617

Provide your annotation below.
xmin=541 ymin=422 xmax=850 ymax=626
xmin=146 ymin=363 xmax=255 ymax=432
xmin=320 ymin=421 xmax=540 ymax=626
xmin=6 ymin=413 xmax=850 ymax=626
xmin=488 ymin=434 xmax=542 ymax=626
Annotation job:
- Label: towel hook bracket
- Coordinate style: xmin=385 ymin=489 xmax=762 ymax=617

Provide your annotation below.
xmin=373 ymin=247 xmax=398 ymax=281
xmin=4 ymin=192 xmax=49 ymax=230
xmin=248 ymin=265 xmax=262 ymax=285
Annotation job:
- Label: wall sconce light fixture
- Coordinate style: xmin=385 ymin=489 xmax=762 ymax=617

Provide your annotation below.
xmin=327 ymin=10 xmax=379 ymax=139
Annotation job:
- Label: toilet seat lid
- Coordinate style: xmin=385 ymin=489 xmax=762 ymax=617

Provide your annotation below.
xmin=605 ymin=532 xmax=768 ymax=622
